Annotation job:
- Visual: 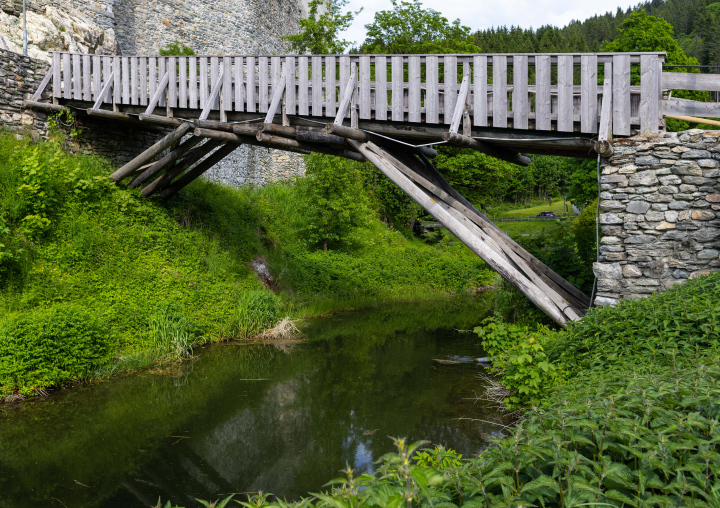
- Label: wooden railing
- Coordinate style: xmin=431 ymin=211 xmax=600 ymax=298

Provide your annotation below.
xmin=48 ymin=52 xmax=666 ymax=136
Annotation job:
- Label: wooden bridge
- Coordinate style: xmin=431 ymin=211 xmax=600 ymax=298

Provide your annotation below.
xmin=24 ymin=51 xmax=720 ymax=326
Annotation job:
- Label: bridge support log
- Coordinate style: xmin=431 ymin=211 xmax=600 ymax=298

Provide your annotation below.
xmin=142 ymin=139 xmax=223 ymax=197
xmin=255 ymin=132 xmax=366 ymax=162
xmin=129 ymin=135 xmax=204 ymax=188
xmin=159 ymin=142 xmax=239 ymax=199
xmin=347 ymin=138 xmax=586 ymax=327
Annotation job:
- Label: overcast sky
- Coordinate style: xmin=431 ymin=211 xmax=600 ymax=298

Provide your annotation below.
xmin=341 ymin=0 xmax=642 ymax=47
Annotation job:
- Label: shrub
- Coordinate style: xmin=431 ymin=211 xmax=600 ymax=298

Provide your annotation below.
xmin=0 ymin=304 xmax=113 ymax=394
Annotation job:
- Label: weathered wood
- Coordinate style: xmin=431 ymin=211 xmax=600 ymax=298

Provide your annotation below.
xmin=264 ymin=69 xmax=286 ymax=123
xmin=595 ymin=62 xmax=613 ymax=157
xmin=83 ymin=54 xmax=92 ymax=101
xmin=260 ymin=123 xmax=346 ymax=145
xmin=256 ymin=132 xmax=365 ymax=161
xmin=121 ymin=56 xmax=129 ymax=104
xmin=298 ymin=56 xmax=308 ymax=116
xmin=375 ymin=56 xmax=388 ymax=121
xmin=391 ymin=56 xmax=403 ymax=122
xmin=233 ymin=56 xmax=244 ymax=112
xmin=188 ymin=56 xmax=198 ymax=109
xmin=126 ymin=56 xmax=134 ymax=106
xmin=359 ymin=56 xmax=371 ymax=119
xmin=472 ymin=56 xmax=486 ymax=127
xmin=130 ymin=56 xmax=138 ymax=105
xmin=73 ymin=54 xmax=82 ymax=99
xmin=580 ymin=54 xmax=598 ymax=134
xmin=144 ymin=71 xmax=169 ymax=116
xmin=259 ymin=56 xmax=269 ymax=113
xmin=199 ymin=57 xmax=208 ymax=109
xmin=199 ymin=67 xmax=224 ymax=120
xmin=139 ymin=57 xmax=147 ymax=106
xmin=312 ymin=56 xmax=323 ymax=116
xmin=449 ymin=73 xmax=470 ymax=134
xmin=334 ymin=64 xmax=357 ymax=125
xmin=31 ymin=63 xmax=54 ymax=101
xmin=210 ymin=57 xmax=219 ymax=110
xmin=178 ymin=57 xmax=187 ymax=108
xmin=246 ymin=56 xmax=256 ymax=113
xmin=167 ymin=57 xmax=177 ymax=108
xmin=535 ymin=55 xmax=551 ymax=131
xmin=613 ymin=54 xmax=631 ymax=136
xmin=111 ymin=123 xmax=192 ymax=182
xmin=557 ymin=54 xmax=574 ymax=132
xmin=142 ymin=139 xmax=224 ymax=197
xmin=160 ymin=142 xmax=239 ymax=199
xmin=513 ymin=55 xmax=529 ymax=129
xmin=443 ymin=56 xmax=457 ymax=125
xmin=349 ymin=139 xmax=570 ymax=327
xmin=53 ymin=53 xmax=61 ymax=98
xmin=325 ymin=56 xmax=335 ymax=117
xmin=92 ymin=71 xmax=114 ymax=109
xmin=492 ymin=55 xmax=507 ymax=128
xmin=271 ymin=56 xmax=281 ymax=109
xmin=327 ymin=122 xmax=369 ymax=142
xmin=129 ymin=135 xmax=204 ymax=188
xmin=408 ymin=56 xmax=421 ymax=123
xmin=92 ymin=55 xmax=102 ymax=101
xmin=662 ymin=71 xmax=720 ymax=92
xmin=640 ymin=55 xmax=660 ymax=134
xmin=148 ymin=56 xmax=157 ymax=104
xmin=665 ymin=114 xmax=720 ymax=127
xmin=443 ymin=132 xmax=531 ymax=166
xmin=62 ymin=53 xmax=72 ymax=99
xmin=663 ymin=98 xmax=720 ymax=117
xmin=137 ymin=113 xmax=183 ymax=127
xmin=24 ymin=100 xmax=67 ymax=113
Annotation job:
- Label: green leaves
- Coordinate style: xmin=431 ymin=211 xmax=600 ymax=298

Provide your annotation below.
xmin=283 ymin=0 xmax=360 ymax=54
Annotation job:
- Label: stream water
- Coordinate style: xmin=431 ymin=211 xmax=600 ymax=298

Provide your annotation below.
xmin=0 ymin=296 xmax=508 ymax=507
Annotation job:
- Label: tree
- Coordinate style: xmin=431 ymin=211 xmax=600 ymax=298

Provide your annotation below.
xmin=295 ymin=154 xmax=372 ymax=251
xmin=361 ymin=0 xmax=480 ymax=54
xmin=283 ymin=0 xmax=361 ymax=54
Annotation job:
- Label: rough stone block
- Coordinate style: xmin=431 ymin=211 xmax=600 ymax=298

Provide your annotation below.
xmin=625 ymin=200 xmax=650 ymax=214
xmin=692 ymin=210 xmax=715 ymax=221
xmin=593 ymin=262 xmax=623 ymax=280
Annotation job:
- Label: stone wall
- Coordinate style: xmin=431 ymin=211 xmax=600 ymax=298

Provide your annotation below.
xmin=594 ymin=129 xmax=720 ymax=306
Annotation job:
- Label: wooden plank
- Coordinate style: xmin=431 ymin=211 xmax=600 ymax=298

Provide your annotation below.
xmin=640 ymin=54 xmax=660 ymax=134
xmin=408 ymin=56 xmax=421 ymax=123
xmin=449 ymin=74 xmax=470 ymax=134
xmin=71 ymin=53 xmax=81 ymax=99
xmin=473 ymin=56 xmax=487 ymax=127
xmin=247 ymin=56 xmax=257 ymax=113
xmin=512 ymin=55 xmax=528 ymax=129
xmin=121 ymin=56 xmax=129 ymax=104
xmin=311 ymin=56 xmax=322 ymax=116
xmin=102 ymin=56 xmax=112 ymax=103
xmin=597 ymin=62 xmax=613 ymax=147
xmin=298 ymin=56 xmax=308 ymax=116
xmin=167 ymin=56 xmax=177 ymax=108
xmin=359 ymin=56 xmax=371 ymax=119
xmin=52 ymin=53 xmax=61 ymax=98
xmin=144 ymin=71 xmax=169 ymax=116
xmin=200 ymin=67 xmax=225 ymax=120
xmin=258 ymin=56 xmax=268 ymax=113
xmin=82 ymin=54 xmax=91 ymax=101
xmin=443 ymin=56 xmax=457 ymax=124
xmin=223 ymin=56 xmax=232 ymax=113
xmin=178 ymin=57 xmax=187 ymax=108
xmin=211 ymin=56 xmax=220 ymax=110
xmin=234 ymin=56 xmax=244 ymax=112
xmin=325 ymin=56 xmax=336 ymax=117
xmin=391 ymin=56 xmax=403 ymax=121
xmin=31 ymin=63 xmax=55 ymax=101
xmin=157 ymin=57 xmax=165 ymax=107
xmin=114 ymin=56 xmax=122 ymax=105
xmin=662 ymin=72 xmax=720 ymax=92
xmin=284 ymin=56 xmax=295 ymax=115
xmin=265 ymin=69 xmax=286 ymax=123
xmin=580 ymin=54 xmax=598 ymax=133
xmin=130 ymin=56 xmax=138 ymax=105
xmin=613 ymin=54 xmax=631 ymax=136
xmin=63 ymin=53 xmax=71 ymax=99
xmin=271 ymin=56 xmax=281 ymax=101
xmin=334 ymin=63 xmax=357 ymax=125
xmin=535 ymin=55 xmax=551 ymax=131
xmin=188 ymin=56 xmax=198 ymax=109
xmin=662 ymin=97 xmax=720 ymax=117
xmin=557 ymin=54 xmax=574 ymax=132
xmin=148 ymin=57 xmax=157 ymax=104
xmin=492 ymin=55 xmax=507 ymax=128
xmin=375 ymin=56 xmax=387 ymax=121
xmin=139 ymin=57 xmax=147 ymax=106
xmin=200 ymin=57 xmax=208 ymax=109
xmin=91 ymin=55 xmax=102 ymax=101
xmin=92 ymin=71 xmax=114 ymax=109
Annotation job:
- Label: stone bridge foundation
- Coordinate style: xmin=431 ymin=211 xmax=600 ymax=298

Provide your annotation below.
xmin=594 ymin=129 xmax=720 ymax=306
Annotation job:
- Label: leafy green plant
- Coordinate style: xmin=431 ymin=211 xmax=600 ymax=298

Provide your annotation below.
xmin=159 ymin=41 xmax=195 ymax=56
xmin=47 ymin=109 xmax=82 ymax=140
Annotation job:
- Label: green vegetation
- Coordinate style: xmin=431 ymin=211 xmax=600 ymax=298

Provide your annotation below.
xmin=283 ymin=0 xmax=361 ymax=54
xmin=0 ymin=134 xmax=491 ymax=396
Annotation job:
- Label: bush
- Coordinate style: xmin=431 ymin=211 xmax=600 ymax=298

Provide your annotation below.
xmin=0 ymin=304 xmax=113 ymax=394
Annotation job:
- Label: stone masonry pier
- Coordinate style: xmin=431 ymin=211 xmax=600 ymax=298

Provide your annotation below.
xmin=595 ymin=129 xmax=720 ymax=305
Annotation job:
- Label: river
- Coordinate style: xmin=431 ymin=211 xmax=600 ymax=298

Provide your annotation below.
xmin=0 ymin=296 xmax=508 ymax=507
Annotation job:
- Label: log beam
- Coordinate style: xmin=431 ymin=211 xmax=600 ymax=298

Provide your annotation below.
xmin=159 ymin=143 xmax=239 ymax=199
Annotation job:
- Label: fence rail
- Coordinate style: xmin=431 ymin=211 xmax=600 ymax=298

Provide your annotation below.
xmin=48 ymin=51 xmax=667 ymax=136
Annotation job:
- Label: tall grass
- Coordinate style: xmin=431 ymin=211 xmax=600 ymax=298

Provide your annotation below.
xmin=223 ymin=290 xmax=281 ymax=339
xmin=148 ymin=304 xmax=197 ymax=358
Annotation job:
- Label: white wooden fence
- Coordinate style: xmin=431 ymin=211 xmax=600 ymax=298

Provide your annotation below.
xmin=47 ymin=52 xmax=667 ymax=136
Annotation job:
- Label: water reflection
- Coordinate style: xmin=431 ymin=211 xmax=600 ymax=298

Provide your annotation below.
xmin=0 ymin=296 xmax=508 ymax=507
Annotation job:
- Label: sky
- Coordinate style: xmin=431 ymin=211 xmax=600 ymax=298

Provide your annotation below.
xmin=341 ymin=0 xmax=642 ymax=47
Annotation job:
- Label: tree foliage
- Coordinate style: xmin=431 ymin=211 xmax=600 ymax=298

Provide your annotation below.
xmin=360 ymin=0 xmax=480 ymax=54
xmin=283 ymin=0 xmax=360 ymax=54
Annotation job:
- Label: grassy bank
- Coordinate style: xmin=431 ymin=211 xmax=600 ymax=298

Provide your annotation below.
xmin=0 ymin=134 xmax=492 ymax=396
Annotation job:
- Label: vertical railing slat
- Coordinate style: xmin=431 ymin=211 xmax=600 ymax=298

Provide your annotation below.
xmin=391 ymin=56 xmax=403 ymax=121
xmin=359 ymin=56 xmax=371 ymax=120
xmin=82 ymin=54 xmax=91 ymax=101
xmin=92 ymin=55 xmax=101 ymax=101
xmin=223 ymin=56 xmax=233 ymax=113
xmin=188 ymin=57 xmax=197 ymax=109
xmin=325 ymin=56 xmax=336 ymax=117
xmin=284 ymin=56 xmax=295 ymax=115
xmin=443 ymin=56 xmax=457 ymax=124
xmin=259 ymin=56 xmax=269 ymax=113
xmin=130 ymin=56 xmax=138 ymax=105
xmin=72 ymin=54 xmax=81 ymax=99
xmin=271 ymin=56 xmax=281 ymax=112
xmin=139 ymin=57 xmax=147 ymax=106
xmin=52 ymin=53 xmax=61 ymax=98
xmin=298 ymin=56 xmax=308 ymax=116
xmin=375 ymin=56 xmax=387 ymax=121
xmin=513 ymin=55 xmax=528 ymax=129
xmin=581 ymin=55 xmax=598 ymax=133
xmin=102 ymin=56 xmax=112 ymax=104
xmin=157 ymin=57 xmax=166 ymax=107
xmin=62 ymin=53 xmax=71 ymax=99
xmin=178 ymin=57 xmax=187 ymax=108
xmin=234 ymin=56 xmax=245 ymax=112
xmin=199 ymin=57 xmax=208 ymax=109
xmin=211 ymin=56 xmax=220 ymax=110
xmin=473 ymin=55 xmax=487 ymax=127
xmin=121 ymin=56 xmax=129 ymax=104
xmin=492 ymin=55 xmax=507 ymax=128
xmin=640 ymin=54 xmax=660 ymax=134
xmin=148 ymin=57 xmax=157 ymax=105
xmin=408 ymin=56 xmax=421 ymax=123
xmin=535 ymin=56 xmax=551 ymax=131
xmin=311 ymin=56 xmax=322 ymax=116
xmin=113 ymin=56 xmax=122 ymax=105
xmin=557 ymin=54 xmax=574 ymax=132
xmin=167 ymin=56 xmax=177 ymax=108
xmin=613 ymin=54 xmax=631 ymax=136
xmin=247 ymin=56 xmax=256 ymax=113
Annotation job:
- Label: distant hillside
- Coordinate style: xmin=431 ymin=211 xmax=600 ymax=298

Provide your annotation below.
xmin=473 ymin=0 xmax=720 ymax=65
